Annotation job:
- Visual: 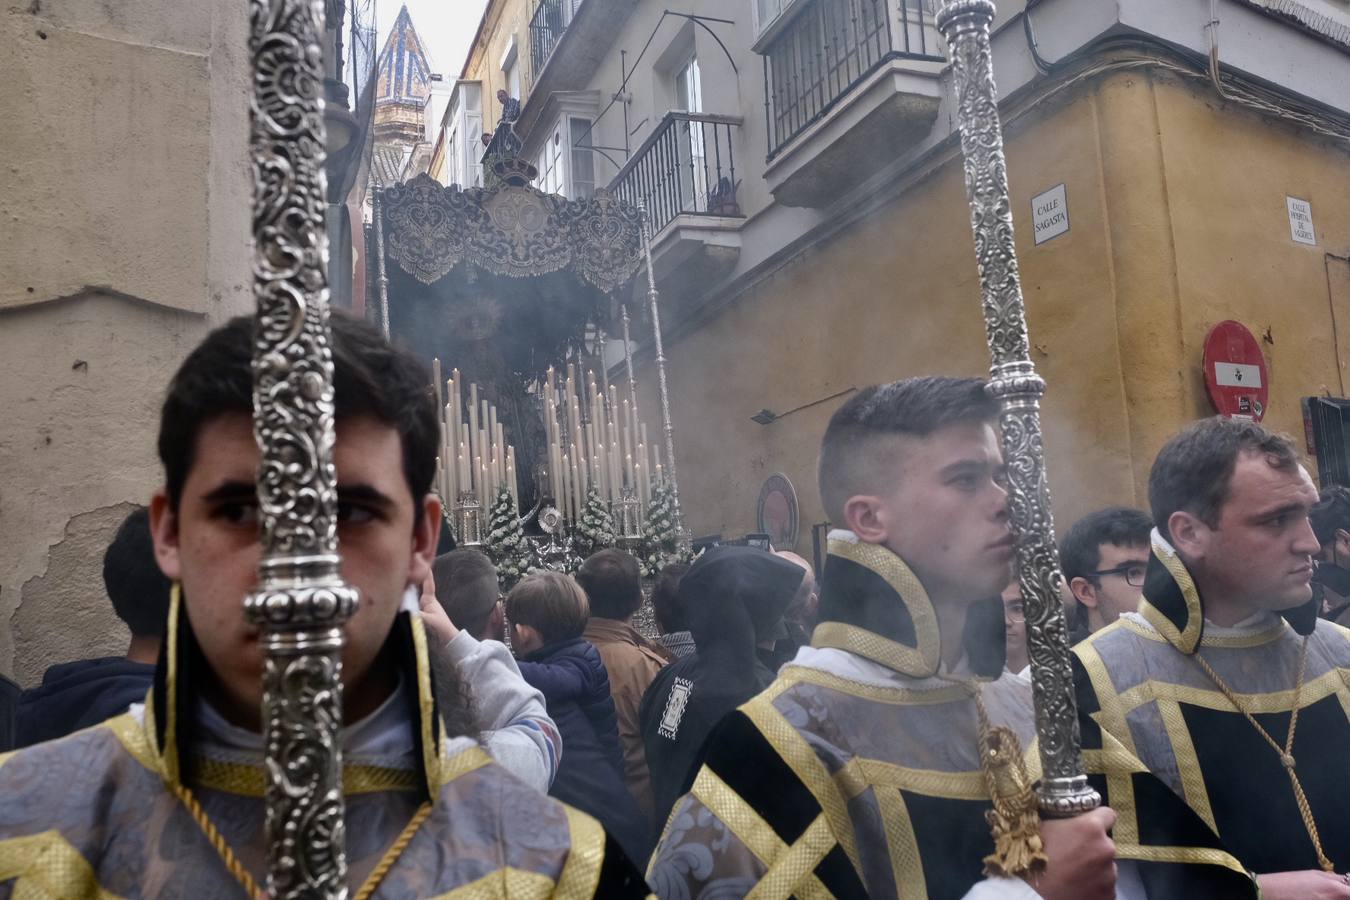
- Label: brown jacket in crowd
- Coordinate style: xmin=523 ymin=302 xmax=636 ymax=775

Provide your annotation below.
xmin=582 ymin=616 xmax=672 ymax=822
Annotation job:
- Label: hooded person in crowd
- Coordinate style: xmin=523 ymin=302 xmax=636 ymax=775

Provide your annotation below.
xmin=0 ymin=315 xmax=648 ymax=896
xmin=765 ymin=550 xmax=818 ymax=670
xmin=639 ymin=546 xmax=805 ymax=829
xmin=506 ymin=572 xmax=652 ymax=866
xmin=648 ymin=377 xmax=1118 ymax=900
xmin=1073 ymin=417 xmax=1350 ymax=899
xmin=15 ymin=506 xmax=170 ymax=747
xmin=651 ymin=563 xmax=694 ymax=659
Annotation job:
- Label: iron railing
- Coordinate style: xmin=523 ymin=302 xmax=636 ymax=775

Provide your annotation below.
xmin=530 ymin=0 xmax=583 ymax=79
xmin=610 ymin=112 xmax=743 ymax=237
xmin=762 ymin=0 xmax=943 ymax=158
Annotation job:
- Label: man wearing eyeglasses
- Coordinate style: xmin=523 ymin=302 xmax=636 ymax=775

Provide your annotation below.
xmin=1059 ymin=507 xmax=1152 ymax=639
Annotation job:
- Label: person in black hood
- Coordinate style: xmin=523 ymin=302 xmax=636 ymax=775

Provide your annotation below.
xmin=638 ymin=546 xmax=805 ymax=829
xmin=15 ymin=506 xmax=168 ymax=747
xmin=506 ymin=571 xmax=652 ymax=865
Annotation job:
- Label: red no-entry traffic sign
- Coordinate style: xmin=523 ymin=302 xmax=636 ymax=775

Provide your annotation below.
xmin=1203 ymin=320 xmax=1269 ymax=421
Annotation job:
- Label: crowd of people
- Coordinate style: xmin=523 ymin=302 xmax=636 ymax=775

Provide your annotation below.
xmin=3 ymin=314 xmax=1350 ymax=898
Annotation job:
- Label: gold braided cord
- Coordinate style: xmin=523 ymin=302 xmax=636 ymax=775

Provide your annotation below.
xmin=353 ymin=802 xmax=433 ymax=900
xmin=1193 ymin=634 xmax=1333 ymax=873
xmin=171 ymin=782 xmax=263 ymax=899
xmin=174 ymin=785 xmax=433 ymax=899
xmin=935 ymin=677 xmax=1045 ymax=878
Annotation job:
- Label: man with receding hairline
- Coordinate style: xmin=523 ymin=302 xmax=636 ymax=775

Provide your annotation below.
xmin=1073 ymin=417 xmax=1350 ymax=899
xmin=649 ymin=376 xmax=1118 ymax=900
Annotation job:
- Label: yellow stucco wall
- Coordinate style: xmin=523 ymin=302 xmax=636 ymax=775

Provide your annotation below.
xmin=461 ymin=0 xmax=534 ymax=141
xmin=635 ymin=68 xmax=1350 ymax=552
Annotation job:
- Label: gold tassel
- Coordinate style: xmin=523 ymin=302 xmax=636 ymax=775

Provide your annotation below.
xmin=975 ymin=697 xmax=1047 ymax=877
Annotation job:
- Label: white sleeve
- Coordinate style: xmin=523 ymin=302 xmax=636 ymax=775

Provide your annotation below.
xmin=960 ymin=877 xmax=1042 ymax=900
xmin=959 ymin=860 xmax=1144 ymax=900
xmin=443 ymin=630 xmax=561 ymax=792
xmin=1115 ymin=859 xmax=1146 ymax=900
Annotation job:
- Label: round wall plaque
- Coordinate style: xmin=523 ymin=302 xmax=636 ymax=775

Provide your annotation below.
xmin=757 ymin=473 xmax=799 ymax=550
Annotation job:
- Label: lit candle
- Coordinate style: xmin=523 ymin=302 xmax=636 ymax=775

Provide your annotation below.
xmin=571 ymin=451 xmax=582 ymax=520
xmin=636 ymin=442 xmax=646 ymax=496
xmin=458 ymin=442 xmax=469 ymax=494
xmin=560 ymin=452 xmax=571 ymax=521
xmin=623 ymin=425 xmax=633 ymax=486
xmin=597 ymin=442 xmax=609 ymax=503
xmin=468 ymin=384 xmax=480 ymax=492
xmin=506 ymin=447 xmax=517 ymax=511
xmin=433 ymin=358 xmax=444 ymax=414
xmin=635 ymin=458 xmax=647 ymax=507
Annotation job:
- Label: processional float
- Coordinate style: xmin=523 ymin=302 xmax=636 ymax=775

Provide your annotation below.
xmin=369 ymin=114 xmax=689 ymax=563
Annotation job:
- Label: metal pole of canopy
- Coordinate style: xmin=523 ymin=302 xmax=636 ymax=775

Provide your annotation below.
xmin=246 ymin=0 xmax=359 ymax=895
xmin=936 ymin=0 xmax=1099 ymax=818
xmin=638 ymin=204 xmax=685 ymax=539
xmin=374 ymin=188 xmax=391 ymax=339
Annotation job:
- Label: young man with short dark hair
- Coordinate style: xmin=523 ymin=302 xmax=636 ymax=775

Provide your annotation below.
xmin=0 ymin=315 xmax=646 ymax=896
xmin=649 ymin=377 xmax=1117 ymax=900
xmin=577 ymin=548 xmax=671 ymax=821
xmin=1059 ymin=506 xmax=1152 ymax=639
xmin=1074 ymin=417 xmax=1350 ymax=899
xmin=431 ymin=547 xmax=504 ymax=641
xmin=417 ymin=548 xmax=562 ymax=792
xmin=15 ymin=506 xmax=170 ymax=747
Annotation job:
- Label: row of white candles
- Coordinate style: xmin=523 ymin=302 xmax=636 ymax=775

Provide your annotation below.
xmin=541 ymin=363 xmax=662 ymax=525
xmin=433 ymin=359 xmax=518 ymax=514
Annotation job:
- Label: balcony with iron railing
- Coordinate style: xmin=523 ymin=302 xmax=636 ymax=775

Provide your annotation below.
xmin=529 ymin=0 xmax=582 ymax=81
xmin=758 ymin=0 xmax=945 ymax=207
xmin=611 ymin=112 xmax=743 ymax=236
xmin=610 ymin=112 xmax=744 ymax=300
xmin=517 ymin=0 xmax=632 ymax=139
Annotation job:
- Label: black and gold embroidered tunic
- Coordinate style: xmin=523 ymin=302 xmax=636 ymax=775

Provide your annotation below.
xmin=0 ymin=595 xmax=646 ymax=898
xmin=647 ymin=532 xmax=1045 ymax=900
xmin=1073 ymin=531 xmax=1350 ymax=897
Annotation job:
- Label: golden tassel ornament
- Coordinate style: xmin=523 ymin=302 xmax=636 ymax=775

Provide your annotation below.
xmin=977 ymin=722 xmax=1047 ymax=877
xmin=972 ymin=686 xmax=1047 ymax=877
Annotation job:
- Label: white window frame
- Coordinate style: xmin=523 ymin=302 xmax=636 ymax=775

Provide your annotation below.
xmin=532 ymin=113 xmax=595 ymax=200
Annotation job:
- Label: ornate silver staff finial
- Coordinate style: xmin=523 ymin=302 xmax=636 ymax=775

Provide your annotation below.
xmin=637 ymin=204 xmax=684 ymax=538
xmin=936 ymin=0 xmax=1100 ymax=818
xmin=246 ymin=0 xmax=358 ymax=896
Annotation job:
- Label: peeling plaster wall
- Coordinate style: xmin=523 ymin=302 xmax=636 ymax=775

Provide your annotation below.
xmin=13 ymin=503 xmax=140 ymax=688
xmin=0 ymin=1 xmax=252 ymax=683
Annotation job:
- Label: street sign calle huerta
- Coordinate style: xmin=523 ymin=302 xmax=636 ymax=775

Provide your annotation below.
xmin=1203 ymin=320 xmax=1269 ymax=422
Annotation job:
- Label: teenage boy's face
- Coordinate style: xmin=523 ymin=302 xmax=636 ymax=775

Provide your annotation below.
xmin=150 ymin=411 xmax=439 ymax=727
xmin=874 ymin=420 xmax=1013 ymax=601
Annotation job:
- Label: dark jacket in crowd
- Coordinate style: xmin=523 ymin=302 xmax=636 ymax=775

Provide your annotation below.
xmin=517 ymin=637 xmax=652 ymax=865
xmin=15 ymin=657 xmax=154 ymax=748
xmin=638 ymin=547 xmax=805 ymax=827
